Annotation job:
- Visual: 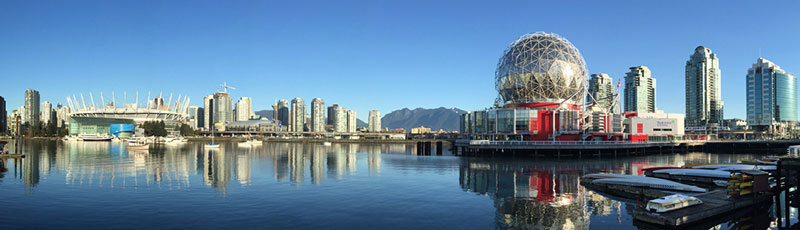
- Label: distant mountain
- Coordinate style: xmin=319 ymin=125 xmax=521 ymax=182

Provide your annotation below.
xmin=254 ymin=109 xmax=367 ymax=127
xmin=381 ymin=107 xmax=466 ymax=131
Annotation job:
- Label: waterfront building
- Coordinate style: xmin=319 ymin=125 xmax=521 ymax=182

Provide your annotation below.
xmin=25 ymin=89 xmax=40 ymax=126
xmin=188 ymin=106 xmax=203 ymax=129
xmin=746 ymin=58 xmax=797 ymax=130
xmin=277 ymin=99 xmax=290 ymax=128
xmin=623 ymin=112 xmax=685 ymax=141
xmin=327 ymin=104 xmax=340 ymax=125
xmin=55 ymin=103 xmax=71 ymax=128
xmin=347 ymin=110 xmax=357 ymax=133
xmin=686 ymin=46 xmax=723 ymax=127
xmin=69 ymin=117 xmax=135 ymax=136
xmin=203 ymin=95 xmax=213 ymax=129
xmin=213 ymin=92 xmax=233 ymax=124
xmin=235 ymin=97 xmax=252 ymax=122
xmin=41 ymin=101 xmax=55 ymax=125
xmin=311 ymin=98 xmax=325 ymax=132
xmin=0 ymin=96 xmax=5 ymax=133
xmin=68 ymin=91 xmax=191 ymax=130
xmin=291 ymin=98 xmax=305 ymax=132
xmin=624 ymin=66 xmax=656 ymax=113
xmin=333 ymin=106 xmax=347 ymax=133
xmin=588 ymin=73 xmax=615 ymax=111
xmin=368 ymin=110 xmax=381 ymax=132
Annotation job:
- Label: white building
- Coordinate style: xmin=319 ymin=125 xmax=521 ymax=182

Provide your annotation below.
xmin=311 ymin=98 xmax=325 ymax=132
xmin=368 ymin=110 xmax=381 ymax=132
xmin=235 ymin=97 xmax=252 ymax=122
xmin=41 ymin=101 xmax=54 ymax=125
xmin=203 ymin=95 xmax=213 ymax=129
xmin=333 ymin=106 xmax=347 ymax=133
xmin=290 ymin=97 xmax=305 ymax=132
xmin=625 ymin=112 xmax=685 ymax=139
xmin=347 ymin=110 xmax=357 ymax=133
xmin=213 ymin=92 xmax=233 ymax=124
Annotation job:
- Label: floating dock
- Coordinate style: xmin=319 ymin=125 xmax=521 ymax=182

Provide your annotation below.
xmin=0 ymin=154 xmax=25 ymax=158
xmin=632 ymin=190 xmax=772 ymax=227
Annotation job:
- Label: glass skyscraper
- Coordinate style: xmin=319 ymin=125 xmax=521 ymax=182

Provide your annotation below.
xmin=588 ymin=73 xmax=614 ymax=111
xmin=746 ymin=58 xmax=797 ymax=127
xmin=624 ymin=66 xmax=656 ymax=113
xmin=685 ymin=46 xmax=723 ymax=127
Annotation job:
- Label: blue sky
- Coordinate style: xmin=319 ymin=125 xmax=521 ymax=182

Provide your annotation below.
xmin=1 ymin=0 xmax=799 ymax=120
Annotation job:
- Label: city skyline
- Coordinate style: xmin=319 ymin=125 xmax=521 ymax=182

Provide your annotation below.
xmin=2 ymin=1 xmax=800 ymax=121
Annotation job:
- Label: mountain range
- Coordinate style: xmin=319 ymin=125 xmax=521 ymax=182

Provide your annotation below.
xmin=253 ymin=107 xmax=465 ymax=131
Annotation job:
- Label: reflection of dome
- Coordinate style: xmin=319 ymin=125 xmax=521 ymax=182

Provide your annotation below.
xmin=495 ymin=32 xmax=587 ymax=106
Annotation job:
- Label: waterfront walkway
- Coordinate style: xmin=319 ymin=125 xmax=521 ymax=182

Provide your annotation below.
xmin=454 ymin=139 xmax=800 ymax=157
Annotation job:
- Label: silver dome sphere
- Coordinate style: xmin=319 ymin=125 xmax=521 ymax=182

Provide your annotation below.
xmin=495 ymin=32 xmax=587 ymax=107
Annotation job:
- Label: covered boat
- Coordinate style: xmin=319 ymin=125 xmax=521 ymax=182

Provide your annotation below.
xmin=583 ymin=173 xmax=707 ymax=193
xmin=646 ymin=194 xmax=703 ymax=213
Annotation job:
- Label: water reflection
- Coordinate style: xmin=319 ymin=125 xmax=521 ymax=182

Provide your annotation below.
xmin=2 ymin=140 xmax=393 ymax=192
xmin=458 ymin=152 xmax=769 ymax=229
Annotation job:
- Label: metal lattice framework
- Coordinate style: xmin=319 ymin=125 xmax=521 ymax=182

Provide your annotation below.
xmin=495 ymin=32 xmax=588 ymax=107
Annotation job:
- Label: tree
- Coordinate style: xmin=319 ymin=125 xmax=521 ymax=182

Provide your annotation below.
xmin=178 ymin=123 xmax=194 ymax=136
xmin=143 ymin=121 xmax=167 ymax=137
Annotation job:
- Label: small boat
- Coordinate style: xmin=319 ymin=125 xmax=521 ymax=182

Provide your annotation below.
xmin=245 ymin=139 xmax=261 ymax=145
xmin=80 ymin=135 xmax=112 ymax=142
xmin=204 ymin=143 xmax=220 ymax=149
xmin=755 ymin=159 xmax=778 ymax=165
xmin=127 ymin=140 xmax=149 ymax=150
xmin=651 ymin=168 xmax=733 ymax=179
xmin=583 ymin=173 xmax=707 ymax=193
xmin=646 ymin=194 xmax=703 ymax=213
xmin=322 ymin=141 xmax=332 ymax=146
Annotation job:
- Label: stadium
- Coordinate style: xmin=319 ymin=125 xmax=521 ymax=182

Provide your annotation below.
xmin=67 ymin=93 xmax=191 ymax=136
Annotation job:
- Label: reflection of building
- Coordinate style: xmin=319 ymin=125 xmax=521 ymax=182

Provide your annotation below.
xmin=686 ymin=46 xmax=723 ymax=128
xmin=203 ymin=149 xmax=232 ymax=189
xmin=310 ymin=146 xmax=325 ymax=184
xmin=289 ymin=144 xmax=304 ymax=183
xmin=236 ymin=154 xmax=251 ymax=185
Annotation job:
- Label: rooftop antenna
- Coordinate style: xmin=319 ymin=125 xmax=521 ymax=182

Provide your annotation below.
xmin=220 ymin=82 xmax=236 ymax=93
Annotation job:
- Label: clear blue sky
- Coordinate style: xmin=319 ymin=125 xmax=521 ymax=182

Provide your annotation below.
xmin=2 ymin=0 xmax=799 ymax=120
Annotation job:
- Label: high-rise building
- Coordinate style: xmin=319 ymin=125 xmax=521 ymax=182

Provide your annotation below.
xmin=311 ymin=98 xmax=325 ymax=132
xmin=213 ymin=92 xmax=233 ymax=124
xmin=41 ymin=101 xmax=54 ymax=125
xmin=277 ymin=99 xmax=290 ymax=128
xmin=290 ymin=98 xmax=305 ymax=132
xmin=188 ymin=106 xmax=203 ymax=129
xmin=686 ymin=46 xmax=723 ymax=127
xmin=588 ymin=73 xmax=615 ymax=111
xmin=203 ymin=95 xmax=214 ymax=129
xmin=746 ymin=58 xmax=797 ymax=127
xmin=25 ymin=89 xmax=40 ymax=126
xmin=0 ymin=96 xmax=6 ymax=133
xmin=368 ymin=110 xmax=381 ymax=132
xmin=347 ymin=110 xmax=357 ymax=133
xmin=624 ymin=66 xmax=656 ymax=113
xmin=235 ymin=97 xmax=252 ymax=122
xmin=55 ymin=103 xmax=71 ymax=128
xmin=333 ymin=106 xmax=347 ymax=132
xmin=327 ymin=104 xmax=340 ymax=126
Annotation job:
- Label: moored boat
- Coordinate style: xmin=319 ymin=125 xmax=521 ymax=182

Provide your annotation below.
xmin=582 ymin=173 xmax=707 ymax=193
xmin=646 ymin=194 xmax=703 ymax=213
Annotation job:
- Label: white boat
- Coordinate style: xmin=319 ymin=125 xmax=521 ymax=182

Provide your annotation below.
xmin=322 ymin=141 xmax=332 ymax=146
xmin=583 ymin=173 xmax=707 ymax=193
xmin=245 ymin=139 xmax=261 ymax=145
xmin=204 ymin=143 xmax=220 ymax=149
xmin=127 ymin=140 xmax=149 ymax=150
xmin=80 ymin=134 xmax=112 ymax=142
xmin=166 ymin=137 xmax=188 ymax=145
xmin=62 ymin=136 xmax=80 ymax=142
xmin=646 ymin=194 xmax=703 ymax=213
xmin=652 ymin=168 xmax=733 ymax=179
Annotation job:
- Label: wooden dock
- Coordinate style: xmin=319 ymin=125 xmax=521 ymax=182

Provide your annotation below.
xmin=632 ymin=190 xmax=772 ymax=227
xmin=0 ymin=154 xmax=25 ymax=158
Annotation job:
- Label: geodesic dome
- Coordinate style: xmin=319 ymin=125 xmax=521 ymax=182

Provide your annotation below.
xmin=495 ymin=32 xmax=587 ymax=107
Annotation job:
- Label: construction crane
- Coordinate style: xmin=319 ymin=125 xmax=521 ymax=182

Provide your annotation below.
xmin=220 ymin=82 xmax=236 ymax=93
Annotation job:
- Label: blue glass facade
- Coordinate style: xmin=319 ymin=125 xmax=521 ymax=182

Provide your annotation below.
xmin=746 ymin=58 xmax=797 ymax=126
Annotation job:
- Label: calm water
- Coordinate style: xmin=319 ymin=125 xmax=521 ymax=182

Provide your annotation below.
xmin=0 ymin=140 xmax=796 ymax=229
